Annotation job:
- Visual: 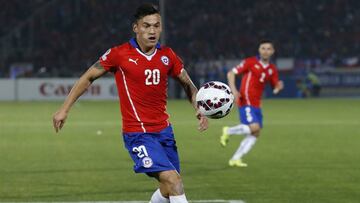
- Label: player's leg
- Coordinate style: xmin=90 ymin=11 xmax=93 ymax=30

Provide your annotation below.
xmin=220 ymin=124 xmax=251 ymax=146
xmin=228 ymin=106 xmax=263 ymax=167
xmin=151 ymin=170 xmax=188 ymax=203
xmin=123 ymin=128 xmax=182 ymax=202
xmin=227 ymin=124 xmax=252 ymax=135
xmin=221 ymin=106 xmax=254 ymax=146
xmin=158 ymin=125 xmax=188 ymax=203
xmin=150 ymin=186 xmax=170 ymax=203
xmin=229 ymin=123 xmax=260 ymax=167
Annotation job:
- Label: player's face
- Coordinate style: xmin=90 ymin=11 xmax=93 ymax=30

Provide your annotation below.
xmin=258 ymin=43 xmax=275 ymax=60
xmin=133 ymin=14 xmax=162 ymax=50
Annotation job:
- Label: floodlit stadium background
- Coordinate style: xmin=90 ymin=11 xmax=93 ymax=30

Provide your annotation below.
xmin=1 ymin=1 xmax=360 ymax=202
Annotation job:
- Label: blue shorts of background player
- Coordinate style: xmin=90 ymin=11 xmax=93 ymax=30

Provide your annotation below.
xmin=239 ymin=105 xmax=263 ymax=128
xmin=123 ymin=125 xmax=180 ymax=176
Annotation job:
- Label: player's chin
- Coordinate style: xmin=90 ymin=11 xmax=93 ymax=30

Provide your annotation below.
xmin=264 ymin=54 xmax=272 ymax=59
xmin=147 ymin=40 xmax=158 ymax=46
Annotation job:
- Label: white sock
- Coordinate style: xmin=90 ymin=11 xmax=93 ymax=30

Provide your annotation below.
xmin=227 ymin=124 xmax=251 ymax=136
xmin=231 ymin=135 xmax=257 ymax=160
xmin=169 ymin=194 xmax=188 ymax=203
xmin=150 ymin=189 xmax=169 ymax=203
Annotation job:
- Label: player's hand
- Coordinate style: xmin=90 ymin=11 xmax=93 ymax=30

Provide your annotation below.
xmin=52 ymin=110 xmax=68 ymax=133
xmin=196 ymin=111 xmax=208 ymax=132
xmin=273 ymin=80 xmax=284 ymax=94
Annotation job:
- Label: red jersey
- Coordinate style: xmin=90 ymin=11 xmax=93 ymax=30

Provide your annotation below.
xmin=99 ymin=38 xmax=184 ymax=133
xmin=232 ymin=56 xmax=279 ymax=108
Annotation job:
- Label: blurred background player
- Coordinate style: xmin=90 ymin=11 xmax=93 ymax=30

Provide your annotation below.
xmin=52 ymin=4 xmax=208 ymax=203
xmin=307 ymin=71 xmax=322 ymax=97
xmin=220 ymin=40 xmax=284 ymax=167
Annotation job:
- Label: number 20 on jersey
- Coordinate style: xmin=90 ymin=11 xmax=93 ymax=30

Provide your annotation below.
xmin=145 ymin=69 xmax=160 ymax=85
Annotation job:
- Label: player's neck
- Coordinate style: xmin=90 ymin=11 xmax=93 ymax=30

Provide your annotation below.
xmin=259 ymin=58 xmax=270 ymax=64
xmin=136 ymin=38 xmax=156 ymax=55
xmin=138 ymin=44 xmax=156 ymax=55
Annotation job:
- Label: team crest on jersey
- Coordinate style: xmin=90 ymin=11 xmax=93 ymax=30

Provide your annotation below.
xmin=268 ymin=69 xmax=273 ymax=75
xmin=142 ymin=157 xmax=153 ymax=168
xmin=161 ymin=56 xmax=169 ymax=66
xmin=255 ymin=64 xmax=260 ymax=69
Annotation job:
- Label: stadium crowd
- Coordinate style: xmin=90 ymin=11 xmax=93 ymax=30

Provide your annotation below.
xmin=0 ymin=0 xmax=359 ymax=78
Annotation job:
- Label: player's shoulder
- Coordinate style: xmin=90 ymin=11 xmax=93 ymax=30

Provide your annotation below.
xmin=238 ymin=56 xmax=257 ymax=66
xmin=160 ymin=46 xmax=183 ymax=64
xmin=160 ymin=45 xmax=176 ymax=56
xmin=269 ymin=62 xmax=278 ymax=70
xmin=102 ymin=42 xmax=135 ymax=60
xmin=245 ymin=56 xmax=258 ymax=63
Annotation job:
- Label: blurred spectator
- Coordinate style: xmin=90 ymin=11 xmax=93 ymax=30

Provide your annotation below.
xmin=296 ymin=78 xmax=310 ymax=98
xmin=0 ymin=0 xmax=359 ymax=78
xmin=307 ymin=71 xmax=322 ymax=97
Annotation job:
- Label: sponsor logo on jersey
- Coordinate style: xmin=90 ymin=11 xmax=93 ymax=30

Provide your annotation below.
xmin=142 ymin=157 xmax=153 ymax=168
xmin=129 ymin=58 xmax=139 ymax=65
xmin=161 ymin=56 xmax=169 ymax=66
xmin=254 ymin=64 xmax=260 ymax=69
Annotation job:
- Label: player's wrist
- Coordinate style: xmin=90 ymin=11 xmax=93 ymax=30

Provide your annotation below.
xmin=58 ymin=107 xmax=70 ymax=114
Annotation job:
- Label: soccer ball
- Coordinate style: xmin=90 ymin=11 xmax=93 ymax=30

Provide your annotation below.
xmin=196 ymin=81 xmax=234 ymax=119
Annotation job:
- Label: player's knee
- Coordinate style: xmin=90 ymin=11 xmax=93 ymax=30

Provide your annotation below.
xmin=252 ymin=131 xmax=261 ymax=137
xmin=249 ymin=124 xmax=261 ymax=135
xmin=167 ymin=175 xmax=184 ymax=195
xmin=160 ymin=171 xmax=184 ymax=196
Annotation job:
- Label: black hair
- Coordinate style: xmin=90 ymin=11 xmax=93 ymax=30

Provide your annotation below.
xmin=134 ymin=3 xmax=160 ymax=23
xmin=258 ymin=39 xmax=275 ymax=49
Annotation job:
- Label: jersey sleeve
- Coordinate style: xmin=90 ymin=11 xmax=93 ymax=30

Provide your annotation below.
xmin=232 ymin=59 xmax=249 ymax=75
xmin=99 ymin=47 xmax=119 ymax=72
xmin=168 ymin=48 xmax=184 ymax=77
xmin=270 ymin=66 xmax=280 ymax=88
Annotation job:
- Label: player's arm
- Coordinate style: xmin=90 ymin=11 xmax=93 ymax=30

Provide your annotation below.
xmin=227 ymin=70 xmax=239 ymax=99
xmin=227 ymin=61 xmax=247 ymax=99
xmin=52 ymin=61 xmax=107 ymax=133
xmin=271 ymin=69 xmax=284 ymax=94
xmin=176 ymin=69 xmax=208 ymax=132
xmin=273 ymin=80 xmax=284 ymax=94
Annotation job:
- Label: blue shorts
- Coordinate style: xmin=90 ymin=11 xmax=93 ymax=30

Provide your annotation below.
xmin=123 ymin=125 xmax=180 ymax=175
xmin=239 ymin=106 xmax=263 ymax=128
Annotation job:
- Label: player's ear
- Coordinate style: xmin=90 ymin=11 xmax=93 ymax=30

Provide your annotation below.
xmin=271 ymin=47 xmax=275 ymax=55
xmin=269 ymin=43 xmax=275 ymax=54
xmin=132 ymin=22 xmax=138 ymax=33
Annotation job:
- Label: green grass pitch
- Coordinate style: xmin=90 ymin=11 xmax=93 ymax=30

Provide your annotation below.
xmin=1 ymin=99 xmax=360 ymax=202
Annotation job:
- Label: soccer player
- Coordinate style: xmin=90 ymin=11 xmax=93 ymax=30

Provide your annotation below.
xmin=220 ymin=40 xmax=284 ymax=167
xmin=52 ymin=4 xmax=208 ymax=203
